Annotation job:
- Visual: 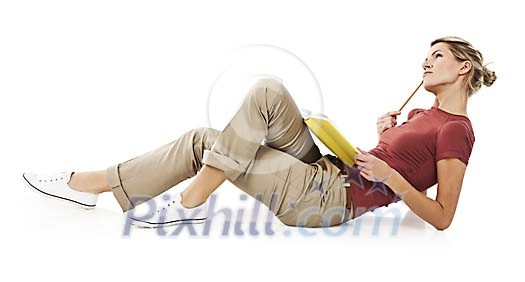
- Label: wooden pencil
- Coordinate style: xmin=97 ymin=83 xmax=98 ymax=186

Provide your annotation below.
xmin=398 ymin=80 xmax=423 ymax=112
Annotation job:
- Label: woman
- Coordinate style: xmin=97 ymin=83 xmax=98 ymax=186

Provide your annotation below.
xmin=22 ymin=36 xmax=496 ymax=230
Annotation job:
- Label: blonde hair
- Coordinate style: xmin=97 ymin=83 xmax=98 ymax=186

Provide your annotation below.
xmin=431 ymin=36 xmax=497 ymax=97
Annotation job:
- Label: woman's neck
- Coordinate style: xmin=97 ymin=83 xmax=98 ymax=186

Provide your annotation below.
xmin=432 ymin=89 xmax=468 ymax=117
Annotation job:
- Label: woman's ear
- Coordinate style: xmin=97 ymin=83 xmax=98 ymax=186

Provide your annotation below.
xmin=459 ymin=60 xmax=472 ymax=75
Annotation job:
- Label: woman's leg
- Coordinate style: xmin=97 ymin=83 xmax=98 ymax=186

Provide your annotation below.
xmin=81 ymin=78 xmax=347 ymax=226
xmin=179 ymin=78 xmax=324 ymax=209
xmin=68 ymin=159 xmax=226 ymax=209
xmin=229 ymin=145 xmax=348 ymax=227
xmin=180 ymin=164 xmax=226 ymax=208
xmin=105 ymin=127 xmax=223 ymax=211
xmin=196 ymin=79 xmax=346 ymax=227
xmin=67 ymin=126 xmax=231 ymax=211
xmin=98 ymin=78 xmax=322 ymax=212
xmin=192 ymin=78 xmax=348 ymax=226
xmin=200 ymin=78 xmax=322 ymax=181
xmin=69 ymin=170 xmax=111 ymax=194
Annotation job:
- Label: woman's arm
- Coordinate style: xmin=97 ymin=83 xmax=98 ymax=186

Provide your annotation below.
xmin=385 ymin=158 xmax=466 ymax=230
xmin=354 ymin=148 xmax=466 ymax=230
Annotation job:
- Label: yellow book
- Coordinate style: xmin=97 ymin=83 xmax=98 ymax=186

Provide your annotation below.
xmin=299 ymin=81 xmax=422 ymax=167
xmin=301 ymin=109 xmax=358 ymax=167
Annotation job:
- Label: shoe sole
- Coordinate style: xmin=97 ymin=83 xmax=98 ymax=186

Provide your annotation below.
xmin=130 ymin=218 xmax=207 ymax=228
xmin=22 ymin=173 xmax=96 ymax=210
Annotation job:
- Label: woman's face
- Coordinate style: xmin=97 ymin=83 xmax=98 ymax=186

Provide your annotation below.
xmin=421 ymin=42 xmax=470 ymax=94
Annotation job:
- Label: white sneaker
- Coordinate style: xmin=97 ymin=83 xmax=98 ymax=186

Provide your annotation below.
xmin=129 ymin=193 xmax=207 ymax=228
xmin=22 ymin=171 xmax=98 ymax=209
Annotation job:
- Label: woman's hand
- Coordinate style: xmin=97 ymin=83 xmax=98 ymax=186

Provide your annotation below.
xmin=377 ymin=110 xmax=401 ymax=136
xmin=354 ymin=147 xmax=395 ymax=183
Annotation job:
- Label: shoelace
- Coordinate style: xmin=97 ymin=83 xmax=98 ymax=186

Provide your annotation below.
xmin=154 ymin=198 xmax=206 ymax=214
xmin=37 ymin=172 xmax=68 ymax=183
xmin=155 ymin=199 xmax=179 ymax=213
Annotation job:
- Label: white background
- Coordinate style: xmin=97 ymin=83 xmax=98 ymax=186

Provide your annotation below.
xmin=1 ymin=0 xmax=523 ymax=281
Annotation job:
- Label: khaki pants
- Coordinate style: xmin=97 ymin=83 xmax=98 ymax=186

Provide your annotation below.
xmin=106 ymin=78 xmax=353 ymax=227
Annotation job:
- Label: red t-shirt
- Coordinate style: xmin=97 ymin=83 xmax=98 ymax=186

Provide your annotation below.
xmin=346 ymin=106 xmax=475 ymax=219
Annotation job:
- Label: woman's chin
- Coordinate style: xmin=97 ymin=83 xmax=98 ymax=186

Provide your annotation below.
xmin=423 ymin=84 xmax=437 ymax=95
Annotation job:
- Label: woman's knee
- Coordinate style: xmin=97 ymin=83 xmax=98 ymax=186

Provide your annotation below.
xmin=193 ymin=127 xmax=220 ymax=137
xmin=252 ymin=77 xmax=285 ymax=90
xmin=189 ymin=127 xmax=220 ymax=150
xmin=249 ymin=78 xmax=289 ymax=104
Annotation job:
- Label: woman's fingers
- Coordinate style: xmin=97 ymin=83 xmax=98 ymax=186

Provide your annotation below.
xmin=377 ymin=111 xmax=401 ymax=135
xmin=377 ymin=116 xmax=398 ymax=125
xmin=390 ymin=120 xmax=397 ymax=127
xmin=360 ymin=169 xmax=370 ymax=180
xmin=379 ymin=111 xmax=401 ymax=119
xmin=356 ymin=157 xmax=373 ymax=166
xmin=355 ymin=158 xmax=372 ymax=180
xmin=383 ymin=119 xmax=395 ymax=127
xmin=379 ymin=111 xmax=401 ymax=123
xmin=359 ymin=166 xmax=371 ymax=174
xmin=386 ymin=110 xmax=402 ymax=117
xmin=356 ymin=159 xmax=368 ymax=171
xmin=386 ymin=115 xmax=398 ymax=122
xmin=379 ymin=121 xmax=396 ymax=131
xmin=378 ymin=116 xmax=397 ymax=128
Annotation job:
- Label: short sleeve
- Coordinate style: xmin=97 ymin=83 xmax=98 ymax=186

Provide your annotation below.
xmin=407 ymin=108 xmax=425 ymax=120
xmin=435 ymin=121 xmax=475 ymax=165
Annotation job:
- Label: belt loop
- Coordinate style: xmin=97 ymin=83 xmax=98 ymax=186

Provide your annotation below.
xmin=327 ymin=154 xmax=346 ymax=172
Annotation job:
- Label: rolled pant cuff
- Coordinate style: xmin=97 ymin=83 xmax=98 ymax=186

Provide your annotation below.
xmin=106 ymin=164 xmax=134 ymax=212
xmin=202 ymin=149 xmax=247 ymax=182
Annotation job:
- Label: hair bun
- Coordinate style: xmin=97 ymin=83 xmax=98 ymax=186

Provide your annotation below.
xmin=482 ymin=66 xmax=497 ymax=87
